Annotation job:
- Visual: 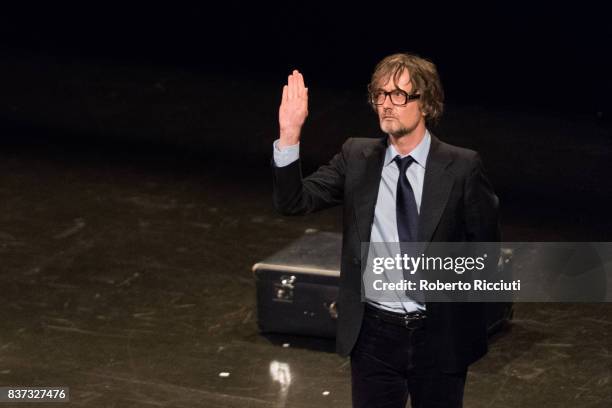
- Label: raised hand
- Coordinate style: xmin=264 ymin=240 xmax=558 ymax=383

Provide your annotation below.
xmin=278 ymin=69 xmax=308 ymax=148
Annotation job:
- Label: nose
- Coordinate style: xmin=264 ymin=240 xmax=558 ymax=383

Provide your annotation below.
xmin=381 ymin=93 xmax=395 ymax=109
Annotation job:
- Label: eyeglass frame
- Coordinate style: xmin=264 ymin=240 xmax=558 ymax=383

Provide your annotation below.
xmin=369 ymin=89 xmax=421 ymax=106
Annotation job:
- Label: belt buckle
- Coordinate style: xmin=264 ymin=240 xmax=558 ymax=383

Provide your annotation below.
xmin=403 ymin=313 xmax=424 ymax=328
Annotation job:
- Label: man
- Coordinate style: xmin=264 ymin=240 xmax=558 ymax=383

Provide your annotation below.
xmin=272 ymin=53 xmax=500 ymax=407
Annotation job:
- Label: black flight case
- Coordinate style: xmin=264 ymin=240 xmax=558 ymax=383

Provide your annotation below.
xmin=253 ymin=231 xmax=513 ymax=339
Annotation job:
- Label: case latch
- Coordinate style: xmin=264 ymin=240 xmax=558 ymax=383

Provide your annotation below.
xmin=274 ymin=275 xmax=296 ymax=302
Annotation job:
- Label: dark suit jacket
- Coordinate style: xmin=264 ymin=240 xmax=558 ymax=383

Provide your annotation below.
xmin=272 ymin=134 xmax=500 ymax=372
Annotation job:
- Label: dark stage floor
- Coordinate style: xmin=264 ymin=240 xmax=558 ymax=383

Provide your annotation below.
xmin=0 ymin=149 xmax=610 ymax=408
xmin=0 ymin=53 xmax=611 ymax=407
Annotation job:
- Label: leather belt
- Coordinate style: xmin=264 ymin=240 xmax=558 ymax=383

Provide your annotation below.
xmin=365 ymin=303 xmax=426 ymax=329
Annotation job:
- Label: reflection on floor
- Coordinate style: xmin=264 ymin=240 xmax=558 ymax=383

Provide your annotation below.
xmin=0 ymin=150 xmax=610 ymax=408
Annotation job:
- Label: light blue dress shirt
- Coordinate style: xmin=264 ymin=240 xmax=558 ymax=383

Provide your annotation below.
xmin=273 ymin=131 xmax=432 ymax=313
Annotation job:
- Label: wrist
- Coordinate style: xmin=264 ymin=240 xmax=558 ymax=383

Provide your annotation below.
xmin=279 ymin=127 xmax=301 ymax=147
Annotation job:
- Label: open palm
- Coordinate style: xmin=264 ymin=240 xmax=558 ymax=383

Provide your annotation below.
xmin=278 ymin=70 xmax=308 ymax=145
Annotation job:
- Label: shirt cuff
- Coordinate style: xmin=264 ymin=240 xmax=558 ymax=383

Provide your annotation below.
xmin=273 ymin=139 xmax=300 ymax=167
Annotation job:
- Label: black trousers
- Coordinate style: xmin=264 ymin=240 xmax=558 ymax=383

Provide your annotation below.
xmin=350 ymin=310 xmax=467 ymax=408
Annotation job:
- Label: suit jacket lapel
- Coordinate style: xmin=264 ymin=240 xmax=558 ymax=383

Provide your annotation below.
xmin=351 ymin=135 xmax=453 ymax=247
xmin=418 ymin=135 xmax=454 ymax=245
xmin=353 ymin=137 xmax=387 ymax=244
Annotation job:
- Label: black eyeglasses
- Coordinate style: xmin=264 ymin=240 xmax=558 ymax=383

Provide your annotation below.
xmin=369 ymin=89 xmax=420 ymax=106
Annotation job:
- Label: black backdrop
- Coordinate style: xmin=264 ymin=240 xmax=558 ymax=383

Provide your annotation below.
xmin=1 ymin=3 xmax=610 ymax=115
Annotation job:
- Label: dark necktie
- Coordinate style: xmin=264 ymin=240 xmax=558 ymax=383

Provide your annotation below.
xmin=394 ymin=155 xmax=419 ymax=243
xmin=394 ymin=155 xmax=424 ymax=303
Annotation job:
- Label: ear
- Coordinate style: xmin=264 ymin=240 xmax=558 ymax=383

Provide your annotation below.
xmin=419 ymin=102 xmax=428 ymax=117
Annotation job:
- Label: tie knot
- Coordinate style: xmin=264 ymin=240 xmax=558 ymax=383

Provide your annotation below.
xmin=393 ymin=155 xmax=415 ymax=173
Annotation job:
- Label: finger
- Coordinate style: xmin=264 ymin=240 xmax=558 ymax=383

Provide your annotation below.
xmin=297 ymin=72 xmax=306 ymax=97
xmin=296 ymin=73 xmax=303 ymax=98
xmin=282 ymin=85 xmax=288 ymax=103
xmin=289 ymin=73 xmax=297 ymax=99
xmin=293 ymin=70 xmax=301 ymax=98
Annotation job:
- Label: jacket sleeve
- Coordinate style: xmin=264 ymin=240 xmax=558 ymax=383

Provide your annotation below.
xmin=463 ymin=153 xmax=501 ymax=289
xmin=272 ymin=138 xmax=352 ymax=215
xmin=464 ymin=153 xmax=501 ymax=243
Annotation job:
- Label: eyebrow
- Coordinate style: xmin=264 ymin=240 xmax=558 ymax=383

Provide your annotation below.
xmin=375 ymin=84 xmax=412 ymax=92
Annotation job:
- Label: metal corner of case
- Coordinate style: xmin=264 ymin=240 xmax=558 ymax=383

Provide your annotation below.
xmin=252 ymin=263 xmax=263 ymax=274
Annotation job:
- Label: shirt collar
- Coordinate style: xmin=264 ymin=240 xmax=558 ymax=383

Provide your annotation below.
xmin=384 ymin=129 xmax=431 ymax=169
